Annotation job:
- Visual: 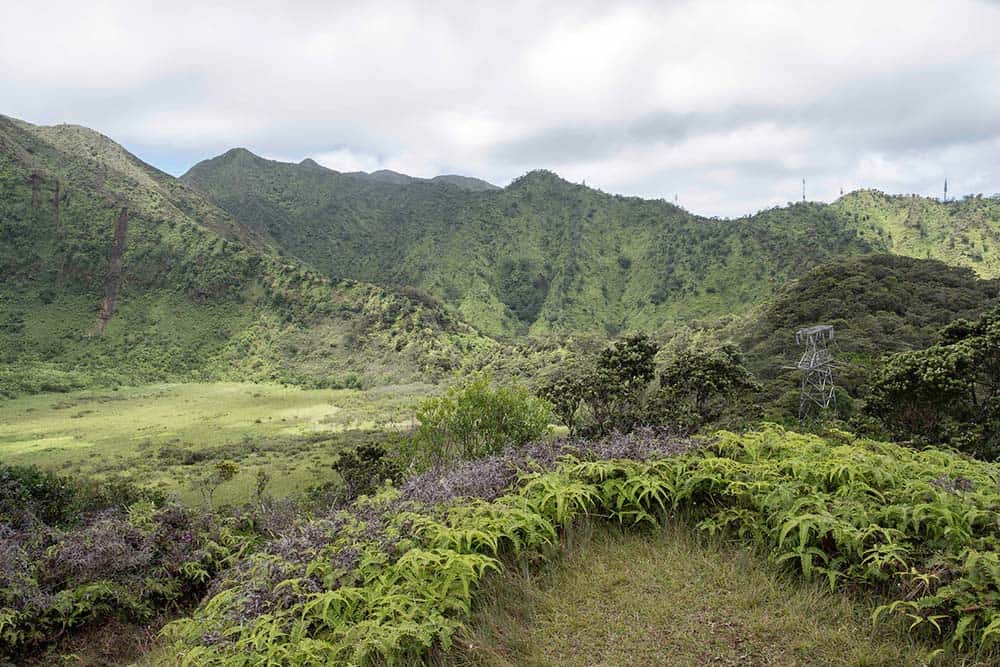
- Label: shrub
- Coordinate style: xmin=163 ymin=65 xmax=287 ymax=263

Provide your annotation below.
xmin=0 ymin=502 xmax=254 ymax=660
xmin=657 ymin=335 xmax=760 ymax=431
xmin=540 ymin=331 xmax=759 ymax=436
xmin=332 ymin=442 xmax=402 ymax=502
xmin=406 ymin=374 xmax=553 ymax=470
xmin=0 ymin=464 xmax=164 ymax=527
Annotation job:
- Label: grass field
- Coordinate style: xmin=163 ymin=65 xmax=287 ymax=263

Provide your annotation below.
xmin=453 ymin=523 xmax=943 ymax=667
xmin=0 ymin=381 xmax=433 ymax=504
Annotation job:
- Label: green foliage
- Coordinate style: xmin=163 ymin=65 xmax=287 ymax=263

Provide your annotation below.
xmin=407 ymin=375 xmax=553 ymax=470
xmin=583 ymin=332 xmax=659 ymax=435
xmin=0 ymin=463 xmax=163 ymax=527
xmin=496 ymin=257 xmax=549 ymax=325
xmin=332 ymin=442 xmax=403 ymax=502
xmin=657 ymin=334 xmax=760 ymax=431
xmin=541 ymin=332 xmax=758 ymax=436
xmin=163 ymin=426 xmax=1000 ymax=663
xmin=866 ymin=307 xmax=999 ymax=459
xmin=1 ymin=503 xmax=257 ymax=661
xmin=742 ymin=254 xmax=999 ymax=420
xmin=540 ymin=333 xmax=661 ymax=437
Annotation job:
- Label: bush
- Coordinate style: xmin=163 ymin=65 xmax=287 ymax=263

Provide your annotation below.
xmin=0 ymin=464 xmax=164 ymax=527
xmin=406 ymin=374 xmax=553 ymax=470
xmin=332 ymin=442 xmax=402 ymax=502
xmin=1 ymin=501 xmax=254 ymax=661
xmin=540 ymin=331 xmax=759 ymax=436
xmin=657 ymin=334 xmax=760 ymax=431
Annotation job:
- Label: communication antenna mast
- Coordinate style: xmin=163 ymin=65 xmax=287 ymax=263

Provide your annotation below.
xmin=943 ymin=179 xmax=948 ymax=202
xmin=802 ymin=178 xmax=806 ymax=202
xmin=795 ymin=324 xmax=836 ymax=420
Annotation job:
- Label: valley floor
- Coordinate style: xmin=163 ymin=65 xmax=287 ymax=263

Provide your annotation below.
xmin=0 ymin=381 xmax=432 ymax=504
xmin=453 ymin=524 xmax=943 ymax=667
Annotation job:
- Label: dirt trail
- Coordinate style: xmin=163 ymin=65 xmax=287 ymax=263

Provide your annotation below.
xmin=95 ymin=207 xmax=129 ymax=334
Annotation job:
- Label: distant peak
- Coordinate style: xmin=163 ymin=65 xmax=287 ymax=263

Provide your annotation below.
xmin=508 ymin=169 xmax=571 ymax=189
xmin=368 ymin=169 xmax=413 ymax=184
xmin=298 ymin=158 xmax=329 ymax=170
xmin=222 ymin=147 xmax=259 ymax=159
xmin=430 ymin=174 xmax=500 ymax=191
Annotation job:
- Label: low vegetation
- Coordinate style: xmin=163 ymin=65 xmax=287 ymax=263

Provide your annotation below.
xmin=0 ymin=382 xmax=431 ymax=505
xmin=150 ymin=424 xmax=1000 ymax=665
xmin=456 ymin=524 xmax=934 ymax=666
xmin=405 ymin=374 xmax=554 ymax=471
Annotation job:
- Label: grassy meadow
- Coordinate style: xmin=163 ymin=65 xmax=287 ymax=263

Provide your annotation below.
xmin=0 ymin=382 xmax=432 ymax=504
xmin=456 ymin=524 xmax=939 ymax=667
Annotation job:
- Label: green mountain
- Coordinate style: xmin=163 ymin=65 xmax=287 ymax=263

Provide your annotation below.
xmin=0 ymin=116 xmax=493 ymax=396
xmin=182 ymin=151 xmax=1000 ymax=339
xmin=833 ymin=190 xmax=1000 ymax=277
xmin=184 ymin=153 xmax=909 ymax=337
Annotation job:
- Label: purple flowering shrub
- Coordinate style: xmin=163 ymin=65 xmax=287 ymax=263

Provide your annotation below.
xmin=0 ymin=501 xmax=254 ymax=660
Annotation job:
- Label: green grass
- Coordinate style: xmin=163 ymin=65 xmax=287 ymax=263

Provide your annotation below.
xmin=452 ymin=523 xmax=943 ymax=667
xmin=0 ymin=381 xmax=432 ymax=504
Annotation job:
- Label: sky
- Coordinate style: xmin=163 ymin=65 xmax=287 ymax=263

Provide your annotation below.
xmin=1 ymin=0 xmax=998 ymax=218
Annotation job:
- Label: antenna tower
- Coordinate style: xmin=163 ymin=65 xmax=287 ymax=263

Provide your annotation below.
xmin=944 ymin=179 xmax=948 ymax=202
xmin=802 ymin=178 xmax=806 ymax=202
xmin=795 ymin=325 xmax=836 ymax=420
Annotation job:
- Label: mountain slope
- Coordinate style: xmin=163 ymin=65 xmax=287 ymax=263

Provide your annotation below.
xmin=0 ymin=116 xmax=494 ymax=396
xmin=834 ymin=190 xmax=1000 ymax=278
xmin=184 ymin=153 xmax=916 ymax=337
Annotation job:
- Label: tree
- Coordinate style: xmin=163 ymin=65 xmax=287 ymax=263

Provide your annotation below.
xmin=585 ymin=332 xmax=659 ymax=435
xmin=866 ymin=308 xmax=999 ymax=459
xmin=658 ymin=337 xmax=760 ymax=431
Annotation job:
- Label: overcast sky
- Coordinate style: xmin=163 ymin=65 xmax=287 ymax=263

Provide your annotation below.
xmin=2 ymin=1 xmax=998 ymax=217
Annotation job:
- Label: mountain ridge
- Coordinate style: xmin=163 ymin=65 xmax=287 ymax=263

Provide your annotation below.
xmin=182 ymin=146 xmax=1000 ymax=338
xmin=182 ymin=148 xmax=500 ymax=192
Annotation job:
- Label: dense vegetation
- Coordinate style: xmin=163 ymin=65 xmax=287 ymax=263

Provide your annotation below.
xmin=539 ymin=331 xmax=758 ymax=437
xmin=0 ymin=115 xmax=494 ymax=397
xmin=153 ymin=425 xmax=1000 ymax=664
xmin=0 ymin=464 xmax=252 ymax=660
xmin=867 ymin=306 xmax=999 ymax=459
xmin=738 ymin=254 xmax=1000 ymax=421
xmin=184 ymin=149 xmax=1000 ymax=337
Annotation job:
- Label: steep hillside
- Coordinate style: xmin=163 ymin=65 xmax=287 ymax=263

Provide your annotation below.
xmin=834 ymin=190 xmax=1000 ymax=278
xmin=0 ymin=116 xmax=494 ymax=396
xmin=183 ymin=153 xmax=887 ymax=337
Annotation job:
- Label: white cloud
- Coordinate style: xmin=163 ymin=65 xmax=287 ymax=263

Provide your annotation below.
xmin=0 ymin=0 xmax=997 ymax=216
xmin=313 ymin=149 xmax=381 ymax=174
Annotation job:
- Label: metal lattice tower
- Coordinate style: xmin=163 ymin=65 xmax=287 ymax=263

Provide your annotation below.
xmin=795 ymin=324 xmax=836 ymax=420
